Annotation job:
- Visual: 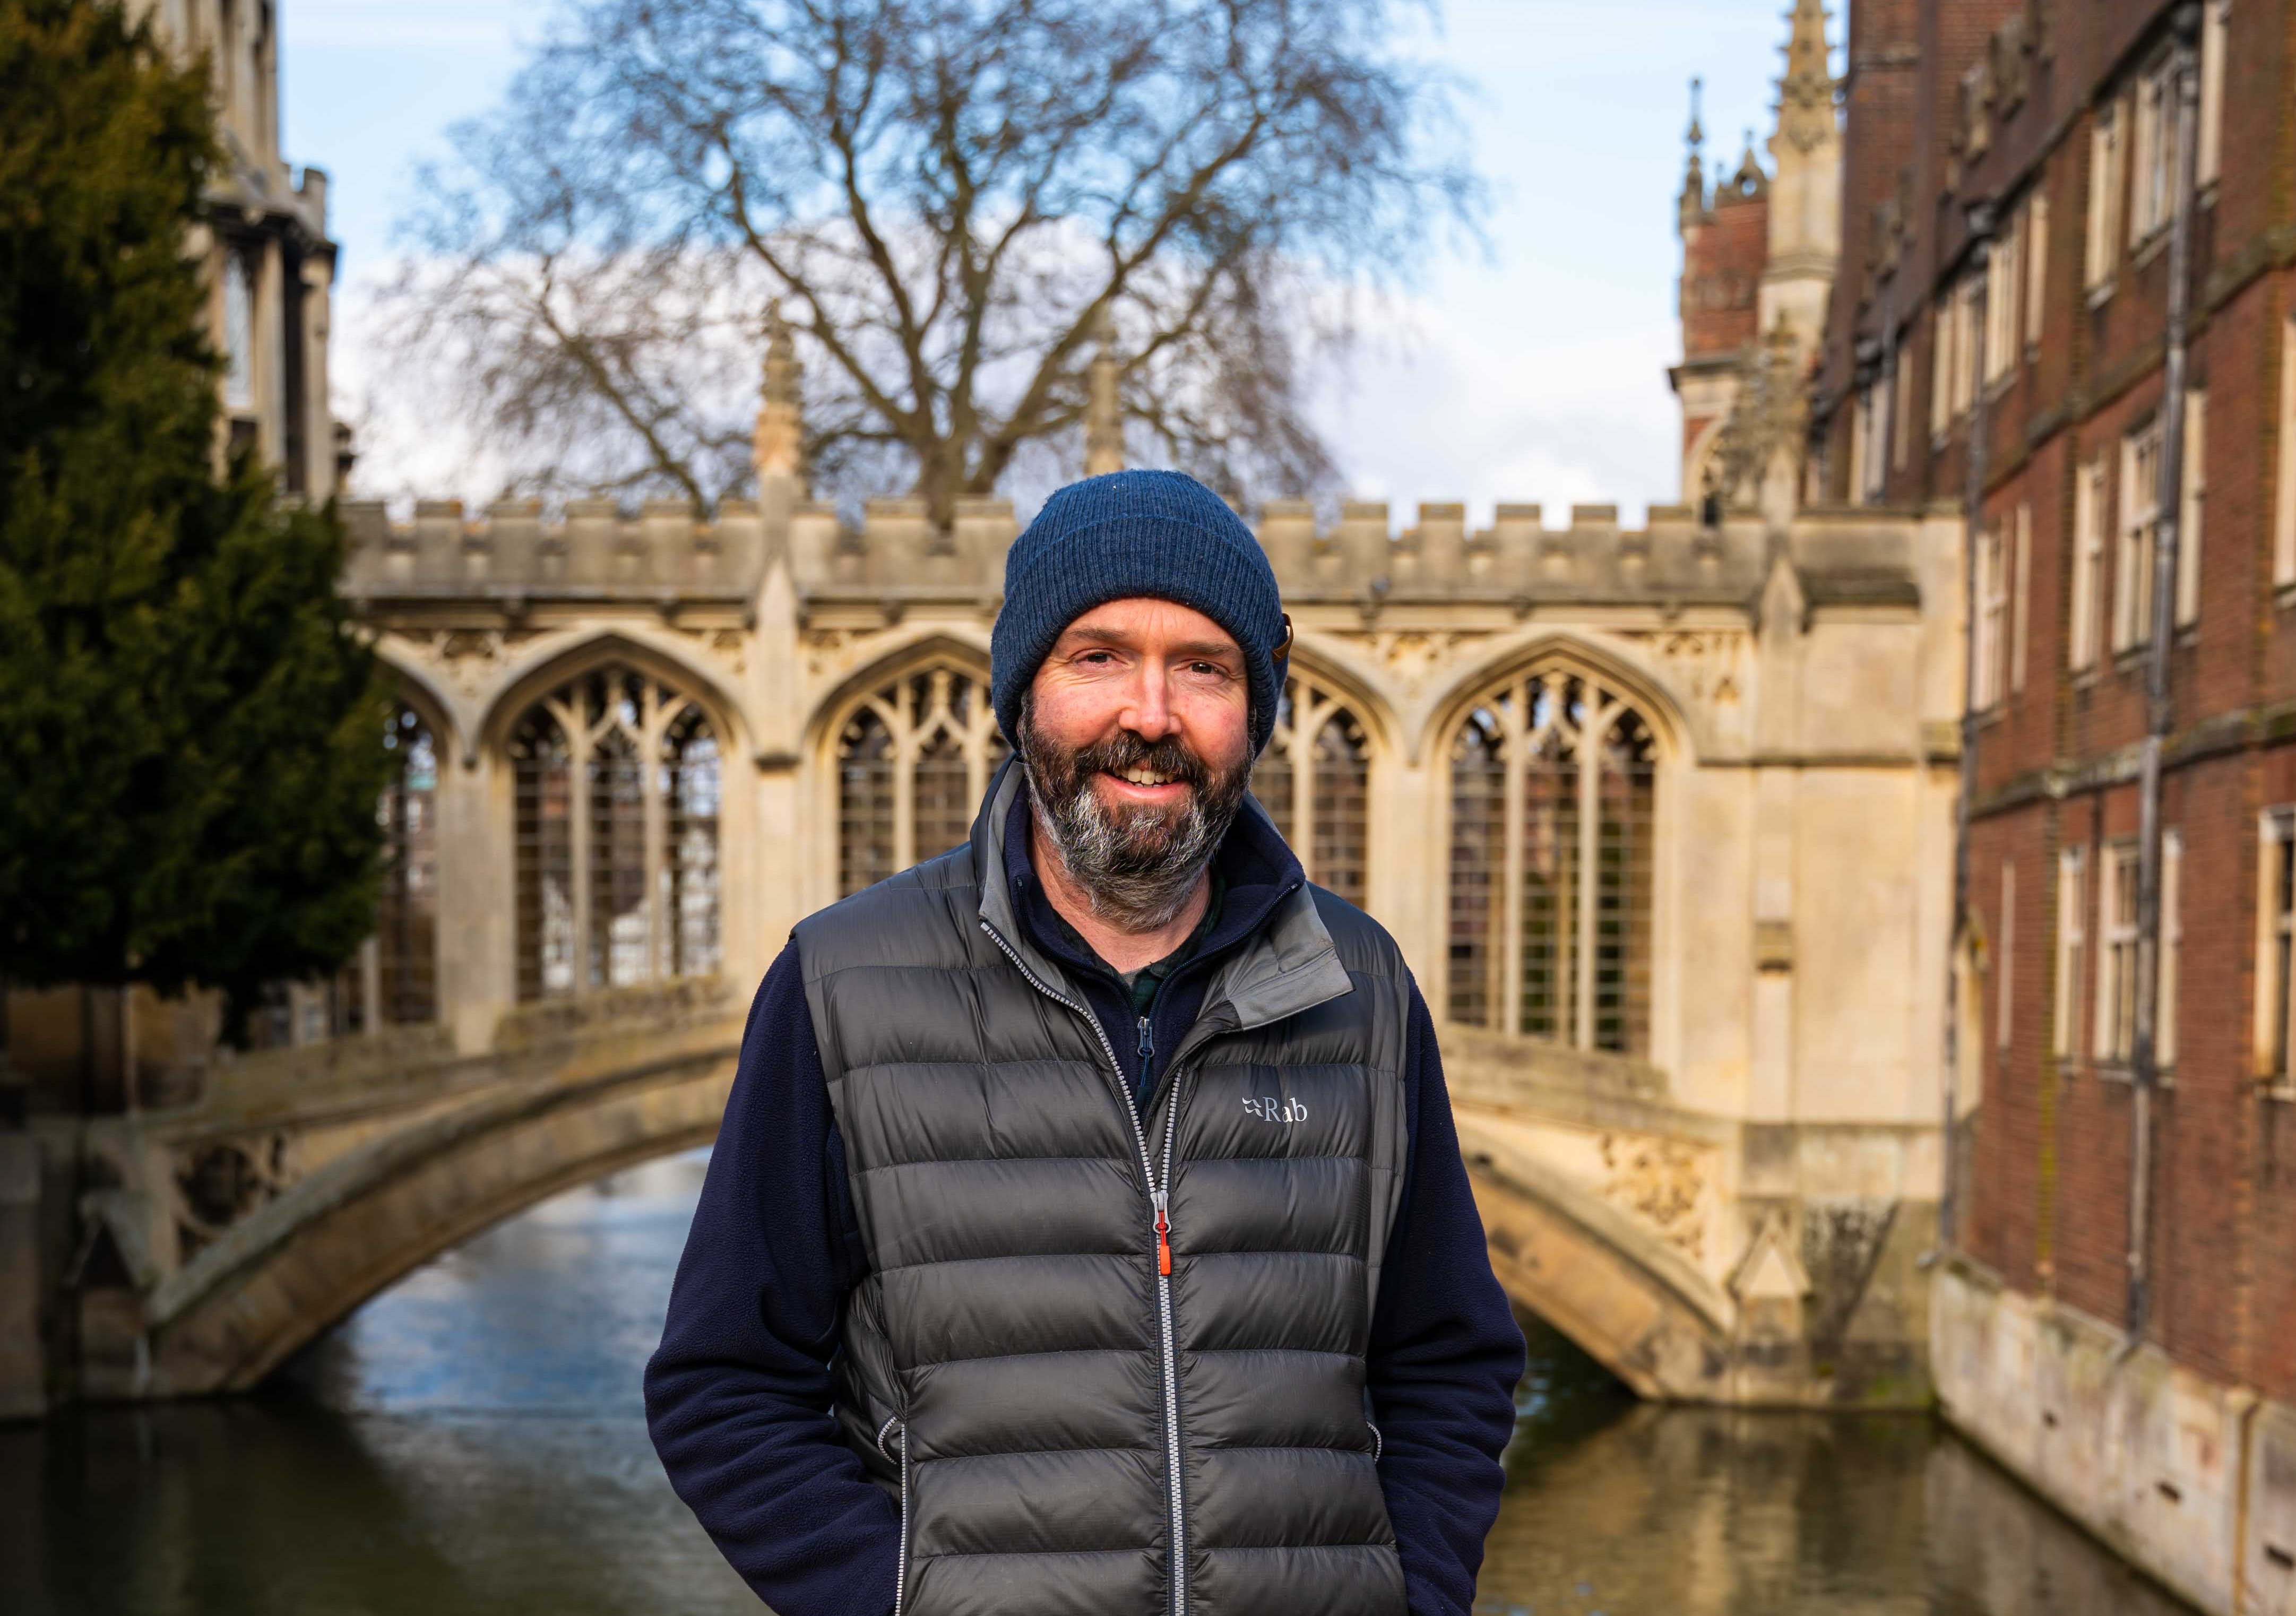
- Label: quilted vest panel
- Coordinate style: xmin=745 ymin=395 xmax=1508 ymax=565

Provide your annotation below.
xmin=796 ymin=797 xmax=1412 ymax=1616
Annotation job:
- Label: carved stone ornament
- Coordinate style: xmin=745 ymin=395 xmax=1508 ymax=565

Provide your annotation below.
xmin=173 ymin=1134 xmax=300 ymax=1257
xmin=1323 ymin=629 xmax=1489 ymax=695
xmin=1596 ymin=1131 xmax=1710 ymax=1261
xmin=1625 ymin=629 xmax=1744 ymax=705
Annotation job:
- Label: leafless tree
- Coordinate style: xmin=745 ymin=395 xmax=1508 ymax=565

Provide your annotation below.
xmin=385 ymin=0 xmax=1479 ymax=524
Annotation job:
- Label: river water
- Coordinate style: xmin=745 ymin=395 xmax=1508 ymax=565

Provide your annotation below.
xmin=2 ymin=1152 xmax=2193 ymax=1616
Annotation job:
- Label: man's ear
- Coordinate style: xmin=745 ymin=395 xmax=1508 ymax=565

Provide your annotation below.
xmin=1273 ymin=613 xmax=1293 ymax=665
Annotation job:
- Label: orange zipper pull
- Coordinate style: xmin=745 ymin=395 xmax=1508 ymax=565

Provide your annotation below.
xmin=1153 ymin=1190 xmax=1172 ymax=1276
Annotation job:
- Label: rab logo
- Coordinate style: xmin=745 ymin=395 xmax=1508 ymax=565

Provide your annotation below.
xmin=1241 ymin=1095 xmax=1309 ymax=1124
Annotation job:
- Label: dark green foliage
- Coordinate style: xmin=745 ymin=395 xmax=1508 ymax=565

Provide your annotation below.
xmin=0 ymin=0 xmax=391 ymax=1036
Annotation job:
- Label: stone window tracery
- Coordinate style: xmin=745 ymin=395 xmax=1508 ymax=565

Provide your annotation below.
xmin=373 ymin=704 xmax=438 ymax=1024
xmin=510 ymin=666 xmax=721 ymax=1001
xmin=836 ymin=664 xmax=1007 ymax=897
xmin=1250 ymin=676 xmax=1371 ymax=906
xmin=1446 ymin=668 xmax=1656 ymax=1055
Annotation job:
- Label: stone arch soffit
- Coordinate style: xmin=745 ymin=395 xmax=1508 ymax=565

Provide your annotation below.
xmin=374 ymin=649 xmax=463 ymax=762
xmin=1456 ymin=1117 xmax=1734 ymax=1399
xmin=804 ymin=631 xmax=998 ymax=763
xmin=1273 ymin=639 xmax=1399 ymax=762
xmin=1414 ymin=632 xmax=1697 ymax=768
xmin=476 ymin=630 xmax=748 ymax=769
xmin=149 ymin=1060 xmax=736 ymax=1393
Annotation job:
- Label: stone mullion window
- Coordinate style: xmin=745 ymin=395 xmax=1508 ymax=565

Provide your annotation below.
xmin=1447 ymin=668 xmax=1656 ymax=1056
xmin=1309 ymin=710 xmax=1370 ymax=907
xmin=1252 ymin=676 xmax=1373 ymax=904
xmin=512 ymin=668 xmax=721 ymax=1000
xmin=835 ymin=664 xmax=1005 ymax=898
xmin=346 ymin=703 xmax=439 ymax=1030
xmin=1445 ymin=710 xmax=1505 ymax=1027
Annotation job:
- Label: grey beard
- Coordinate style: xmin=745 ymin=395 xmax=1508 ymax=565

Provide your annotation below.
xmin=1017 ymin=699 xmax=1247 ymax=932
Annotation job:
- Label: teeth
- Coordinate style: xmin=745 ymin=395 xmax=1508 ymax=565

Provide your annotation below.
xmin=1118 ymin=767 xmax=1172 ymax=786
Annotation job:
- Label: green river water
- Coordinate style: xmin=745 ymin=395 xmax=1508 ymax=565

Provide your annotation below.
xmin=1 ymin=1152 xmax=2191 ymax=1615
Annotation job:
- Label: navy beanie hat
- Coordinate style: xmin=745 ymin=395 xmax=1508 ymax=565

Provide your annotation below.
xmin=991 ymin=469 xmax=1289 ymax=756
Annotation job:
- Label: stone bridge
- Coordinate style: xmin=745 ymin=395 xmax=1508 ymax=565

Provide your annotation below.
xmin=49 ymin=986 xmax=1933 ymax=1408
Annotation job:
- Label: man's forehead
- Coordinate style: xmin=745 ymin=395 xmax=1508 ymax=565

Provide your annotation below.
xmin=1054 ymin=598 xmax=1238 ymax=652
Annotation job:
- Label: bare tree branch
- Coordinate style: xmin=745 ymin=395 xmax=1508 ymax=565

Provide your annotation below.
xmin=380 ymin=0 xmax=1482 ymax=522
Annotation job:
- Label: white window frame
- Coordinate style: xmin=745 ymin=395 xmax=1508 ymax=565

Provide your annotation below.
xmin=2116 ymin=421 xmax=2163 ymax=654
xmin=2096 ymin=840 xmax=2141 ymax=1067
xmin=2056 ymin=845 xmax=2087 ymax=1060
xmin=2198 ymin=0 xmax=2229 ymax=191
xmin=1999 ymin=860 xmax=2017 ymax=1052
xmin=2277 ymin=318 xmax=2296 ymax=586
xmin=2011 ymin=503 xmax=2032 ymax=694
xmin=2130 ymin=54 xmax=2181 ymax=247
xmin=2160 ymin=829 xmax=2183 ymax=1069
xmin=1931 ymin=292 xmax=1956 ymax=439
xmin=2259 ymin=811 xmax=2296 ymax=1082
xmin=2086 ymin=101 xmax=2125 ymax=293
xmin=1893 ymin=348 xmax=1914 ymax=470
xmin=1957 ymin=280 xmax=1982 ymax=414
xmin=1974 ymin=523 xmax=2007 ymax=711
xmin=2025 ymin=191 xmax=2050 ymax=350
xmin=1987 ymin=214 xmax=2021 ymax=385
xmin=2071 ymin=457 xmax=2107 ymax=670
xmin=2179 ymin=389 xmax=2206 ymax=628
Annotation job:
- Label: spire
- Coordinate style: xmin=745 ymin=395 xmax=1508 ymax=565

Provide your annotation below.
xmin=754 ymin=299 xmax=806 ymax=485
xmin=1677 ymin=76 xmax=1707 ymax=231
xmin=1084 ymin=306 xmax=1124 ymax=477
xmin=1775 ymin=0 xmax=1837 ymax=155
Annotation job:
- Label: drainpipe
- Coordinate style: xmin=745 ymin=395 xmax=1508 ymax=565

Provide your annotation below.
xmin=1939 ymin=203 xmax=1996 ymax=1261
xmin=2127 ymin=3 xmax=2205 ymax=1351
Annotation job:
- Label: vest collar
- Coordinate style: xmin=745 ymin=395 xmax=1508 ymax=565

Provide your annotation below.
xmin=970 ymin=756 xmax=1354 ymax=1035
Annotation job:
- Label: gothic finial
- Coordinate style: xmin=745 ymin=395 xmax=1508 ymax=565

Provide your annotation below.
xmin=1775 ymin=0 xmax=1839 ymax=154
xmin=1678 ymin=77 xmax=1709 ymax=231
xmin=755 ymin=297 xmax=806 ymax=485
xmin=1084 ymin=305 xmax=1123 ymax=478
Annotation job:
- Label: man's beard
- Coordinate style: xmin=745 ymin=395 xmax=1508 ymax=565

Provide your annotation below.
xmin=1017 ymin=696 xmax=1251 ymax=932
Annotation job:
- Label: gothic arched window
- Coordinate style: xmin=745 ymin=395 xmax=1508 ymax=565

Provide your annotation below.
xmin=375 ymin=704 xmax=439 ymax=1024
xmin=1446 ymin=668 xmax=1656 ymax=1054
xmin=836 ymin=664 xmax=1007 ymax=897
xmin=1251 ymin=676 xmax=1372 ymax=906
xmin=510 ymin=666 xmax=722 ymax=1001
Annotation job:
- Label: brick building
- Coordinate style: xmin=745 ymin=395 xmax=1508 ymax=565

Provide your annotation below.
xmin=1809 ymin=2 xmax=2296 ymax=1610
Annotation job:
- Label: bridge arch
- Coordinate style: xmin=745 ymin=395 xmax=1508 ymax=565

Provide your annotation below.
xmin=140 ymin=1009 xmax=743 ymax=1396
xmin=1453 ymin=1112 xmax=1737 ymax=1402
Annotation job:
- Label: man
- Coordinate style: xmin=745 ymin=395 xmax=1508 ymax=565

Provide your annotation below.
xmin=646 ymin=469 xmax=1524 ymax=1616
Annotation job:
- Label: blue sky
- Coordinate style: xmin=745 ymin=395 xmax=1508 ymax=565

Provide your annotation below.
xmin=282 ymin=0 xmax=1808 ymax=521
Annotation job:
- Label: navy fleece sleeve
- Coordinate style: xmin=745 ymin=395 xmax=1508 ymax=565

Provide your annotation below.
xmin=644 ymin=944 xmax=897 ymax=1616
xmin=1368 ymin=984 xmax=1527 ymax=1616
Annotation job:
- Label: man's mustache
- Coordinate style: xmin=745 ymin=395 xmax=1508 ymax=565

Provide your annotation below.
xmin=1067 ymin=730 xmax=1211 ymax=793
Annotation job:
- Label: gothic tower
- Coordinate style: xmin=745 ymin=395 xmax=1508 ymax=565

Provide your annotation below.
xmin=1669 ymin=0 xmax=1841 ymax=512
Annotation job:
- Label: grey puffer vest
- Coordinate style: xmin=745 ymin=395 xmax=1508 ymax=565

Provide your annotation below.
xmin=796 ymin=763 xmax=1414 ymax=1616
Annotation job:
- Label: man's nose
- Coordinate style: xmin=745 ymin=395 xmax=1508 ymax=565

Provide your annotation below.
xmin=1120 ymin=662 xmax=1176 ymax=739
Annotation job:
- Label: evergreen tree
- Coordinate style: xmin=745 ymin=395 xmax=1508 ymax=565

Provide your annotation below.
xmin=0 ymin=0 xmax=391 ymax=1039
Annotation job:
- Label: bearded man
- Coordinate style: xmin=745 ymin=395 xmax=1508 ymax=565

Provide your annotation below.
xmin=646 ymin=470 xmax=1525 ymax=1616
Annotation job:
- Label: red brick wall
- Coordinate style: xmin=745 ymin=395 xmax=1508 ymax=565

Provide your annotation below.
xmin=1681 ymin=194 xmax=1769 ymax=360
xmin=1840 ymin=2 xmax=2296 ymax=1405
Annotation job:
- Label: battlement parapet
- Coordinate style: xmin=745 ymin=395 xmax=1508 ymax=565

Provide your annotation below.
xmin=340 ymin=498 xmax=765 ymax=602
xmin=342 ymin=493 xmax=1912 ymax=612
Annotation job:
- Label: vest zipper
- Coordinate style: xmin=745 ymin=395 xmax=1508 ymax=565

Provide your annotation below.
xmin=894 ymin=1423 xmax=912 ymax=1616
xmin=980 ymin=920 xmax=1190 ymax=1616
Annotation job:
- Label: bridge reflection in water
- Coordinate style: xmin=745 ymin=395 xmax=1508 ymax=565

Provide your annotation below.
xmin=2 ymin=1156 xmax=2186 ymax=1616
